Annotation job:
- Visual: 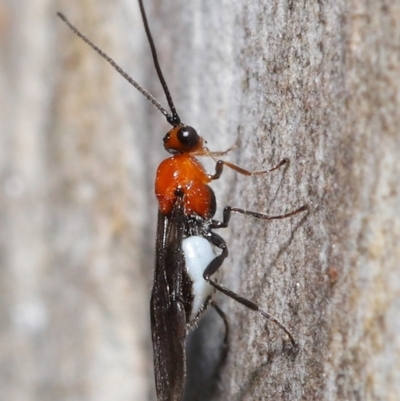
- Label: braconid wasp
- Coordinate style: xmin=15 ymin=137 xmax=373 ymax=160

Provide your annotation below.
xmin=58 ymin=1 xmax=308 ymax=400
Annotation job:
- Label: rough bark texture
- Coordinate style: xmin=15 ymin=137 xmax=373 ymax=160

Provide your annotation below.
xmin=1 ymin=0 xmax=399 ymax=401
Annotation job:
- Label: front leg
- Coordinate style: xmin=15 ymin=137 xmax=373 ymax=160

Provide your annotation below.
xmin=208 ymin=158 xmax=288 ymax=180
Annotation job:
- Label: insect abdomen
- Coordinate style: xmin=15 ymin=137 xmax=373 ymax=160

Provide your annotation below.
xmin=182 ymin=236 xmax=218 ymax=323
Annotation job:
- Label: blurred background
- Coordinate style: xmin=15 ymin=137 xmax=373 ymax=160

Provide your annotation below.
xmin=1 ymin=1 xmax=153 ymax=400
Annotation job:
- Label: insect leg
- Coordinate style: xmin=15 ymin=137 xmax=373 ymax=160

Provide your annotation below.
xmin=203 ymin=142 xmax=237 ymax=157
xmin=211 ymin=204 xmax=308 ymax=229
xmin=210 ymin=301 xmax=229 ymax=347
xmin=203 ymin=232 xmax=296 ymax=347
xmin=209 ymin=301 xmax=230 ymax=374
xmin=209 ymin=158 xmax=288 ymax=180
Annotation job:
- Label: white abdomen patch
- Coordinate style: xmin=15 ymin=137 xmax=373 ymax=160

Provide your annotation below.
xmin=182 ymin=236 xmax=218 ymax=322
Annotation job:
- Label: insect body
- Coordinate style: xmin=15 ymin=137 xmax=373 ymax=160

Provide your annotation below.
xmin=156 ymin=125 xmax=215 ymax=219
xmin=151 ymin=121 xmax=307 ymax=400
xmin=58 ymin=2 xmax=307 ymax=401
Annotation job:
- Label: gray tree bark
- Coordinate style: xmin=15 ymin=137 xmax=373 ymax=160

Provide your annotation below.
xmin=1 ymin=0 xmax=399 ymax=401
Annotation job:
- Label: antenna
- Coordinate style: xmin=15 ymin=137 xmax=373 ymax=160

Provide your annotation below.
xmin=57 ymin=4 xmax=181 ymax=126
xmin=138 ymin=0 xmax=180 ymax=126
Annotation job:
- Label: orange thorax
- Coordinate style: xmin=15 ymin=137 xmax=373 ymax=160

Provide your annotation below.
xmin=155 ymin=154 xmax=215 ymax=219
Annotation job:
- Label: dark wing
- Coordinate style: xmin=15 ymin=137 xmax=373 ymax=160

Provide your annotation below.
xmin=151 ymin=199 xmax=188 ymax=401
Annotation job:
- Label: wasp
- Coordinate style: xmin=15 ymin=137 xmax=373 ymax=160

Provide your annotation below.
xmin=58 ymin=1 xmax=307 ymax=400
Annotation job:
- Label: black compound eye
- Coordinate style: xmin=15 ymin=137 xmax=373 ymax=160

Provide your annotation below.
xmin=177 ymin=126 xmax=199 ymax=149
